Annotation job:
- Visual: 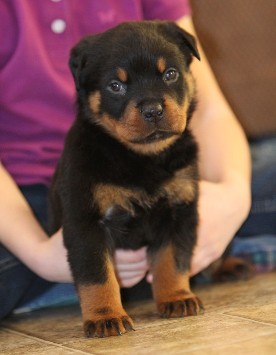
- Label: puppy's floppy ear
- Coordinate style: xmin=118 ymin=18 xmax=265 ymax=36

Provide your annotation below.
xmin=69 ymin=40 xmax=87 ymax=91
xmin=69 ymin=35 xmax=99 ymax=91
xmin=162 ymin=22 xmax=200 ymax=65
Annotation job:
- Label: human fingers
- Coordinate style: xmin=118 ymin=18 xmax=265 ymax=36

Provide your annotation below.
xmin=114 ymin=247 xmax=148 ymax=265
xmin=114 ymin=247 xmax=149 ymax=287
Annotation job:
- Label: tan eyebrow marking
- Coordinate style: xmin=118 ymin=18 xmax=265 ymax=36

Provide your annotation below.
xmin=117 ymin=67 xmax=128 ymax=82
xmin=157 ymin=57 xmax=167 ymax=73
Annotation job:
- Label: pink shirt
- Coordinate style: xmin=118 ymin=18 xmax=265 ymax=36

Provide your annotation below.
xmin=0 ymin=0 xmax=190 ymax=186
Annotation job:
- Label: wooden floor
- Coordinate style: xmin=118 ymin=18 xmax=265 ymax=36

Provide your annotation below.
xmin=1 ymin=272 xmax=276 ymax=354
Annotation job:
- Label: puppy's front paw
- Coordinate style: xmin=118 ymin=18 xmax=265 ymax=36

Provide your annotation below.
xmin=157 ymin=295 xmax=204 ymax=318
xmin=84 ymin=313 xmax=134 ymax=338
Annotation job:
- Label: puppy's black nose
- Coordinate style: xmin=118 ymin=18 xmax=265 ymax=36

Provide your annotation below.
xmin=140 ymin=102 xmax=163 ymax=122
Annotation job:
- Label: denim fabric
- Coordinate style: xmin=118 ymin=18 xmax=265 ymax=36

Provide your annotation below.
xmin=233 ymin=136 xmax=276 ymax=272
xmin=238 ymin=136 xmax=276 ymax=236
xmin=13 ymin=282 xmax=78 ymax=314
xmin=0 ymin=246 xmax=37 ymax=318
xmin=232 ymin=235 xmax=276 ymax=273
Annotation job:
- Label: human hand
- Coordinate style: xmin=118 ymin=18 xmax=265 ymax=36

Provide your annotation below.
xmin=190 ymin=179 xmax=251 ymax=276
xmin=38 ymin=229 xmax=150 ymax=286
xmin=114 ymin=247 xmax=150 ymax=288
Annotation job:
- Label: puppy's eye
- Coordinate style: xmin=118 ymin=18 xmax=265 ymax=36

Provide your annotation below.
xmin=107 ymin=80 xmax=126 ymax=95
xmin=163 ymin=68 xmax=179 ymax=83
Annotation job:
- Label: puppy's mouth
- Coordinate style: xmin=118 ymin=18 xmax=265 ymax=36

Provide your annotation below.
xmin=130 ymin=130 xmax=178 ymax=144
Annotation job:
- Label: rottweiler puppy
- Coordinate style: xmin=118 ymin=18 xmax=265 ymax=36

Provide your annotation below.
xmin=49 ymin=21 xmax=203 ymax=338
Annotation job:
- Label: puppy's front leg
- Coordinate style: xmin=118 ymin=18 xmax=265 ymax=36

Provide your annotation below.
xmin=151 ymin=243 xmax=204 ymax=318
xmin=64 ymin=225 xmax=134 ymax=337
xmin=78 ymin=255 xmax=134 ymax=337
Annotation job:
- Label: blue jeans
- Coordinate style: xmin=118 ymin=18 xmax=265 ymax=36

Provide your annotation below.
xmin=232 ymin=136 xmax=276 ymax=271
xmin=238 ymin=136 xmax=276 ymax=236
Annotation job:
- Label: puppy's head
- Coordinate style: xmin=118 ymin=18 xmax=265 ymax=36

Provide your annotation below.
xmin=70 ymin=21 xmax=200 ymax=155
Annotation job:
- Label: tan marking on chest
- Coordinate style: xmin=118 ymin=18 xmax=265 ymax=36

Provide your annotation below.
xmin=93 ymin=165 xmax=197 ymax=217
xmin=93 ymin=183 xmax=156 ymax=216
xmin=161 ymin=165 xmax=197 ymax=204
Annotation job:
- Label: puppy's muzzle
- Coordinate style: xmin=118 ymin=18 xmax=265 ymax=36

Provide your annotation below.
xmin=139 ymin=100 xmax=164 ymax=123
